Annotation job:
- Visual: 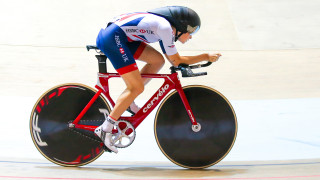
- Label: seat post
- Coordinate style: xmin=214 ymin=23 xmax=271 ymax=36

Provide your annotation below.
xmin=95 ymin=55 xmax=107 ymax=73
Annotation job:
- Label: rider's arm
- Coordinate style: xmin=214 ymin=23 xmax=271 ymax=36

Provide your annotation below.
xmin=166 ymin=52 xmax=221 ymax=67
xmin=156 ymin=18 xmax=221 ymax=66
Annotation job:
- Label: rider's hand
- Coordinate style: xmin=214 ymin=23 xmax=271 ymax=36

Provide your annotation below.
xmin=207 ymin=53 xmax=221 ymax=63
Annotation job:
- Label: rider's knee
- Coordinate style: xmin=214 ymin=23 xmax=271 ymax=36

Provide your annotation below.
xmin=135 ymin=84 xmax=144 ymax=95
xmin=129 ymin=82 xmax=144 ymax=96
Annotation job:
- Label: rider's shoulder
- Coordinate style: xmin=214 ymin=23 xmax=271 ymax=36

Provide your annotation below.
xmin=143 ymin=14 xmax=172 ymax=30
xmin=146 ymin=13 xmax=170 ymax=24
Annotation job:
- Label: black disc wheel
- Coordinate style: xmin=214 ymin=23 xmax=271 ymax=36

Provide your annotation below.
xmin=30 ymin=84 xmax=111 ymax=166
xmin=155 ymin=85 xmax=237 ymax=169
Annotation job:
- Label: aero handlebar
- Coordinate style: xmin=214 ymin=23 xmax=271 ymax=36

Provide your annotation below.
xmin=171 ymin=62 xmax=213 ymax=77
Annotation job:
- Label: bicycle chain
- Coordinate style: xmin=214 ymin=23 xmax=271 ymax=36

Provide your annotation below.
xmin=68 ymin=119 xmax=103 ymax=143
xmin=68 ymin=128 xmax=113 ymax=152
xmin=68 ymin=127 xmax=101 ymax=143
xmin=67 ymin=119 xmax=136 ymax=150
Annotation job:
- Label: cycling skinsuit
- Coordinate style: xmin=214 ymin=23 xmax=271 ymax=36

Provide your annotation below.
xmin=96 ymin=13 xmax=177 ymax=75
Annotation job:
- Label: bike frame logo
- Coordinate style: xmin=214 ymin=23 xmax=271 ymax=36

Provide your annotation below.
xmin=143 ymin=84 xmax=169 ymax=113
xmin=32 ymin=112 xmax=48 ymax=147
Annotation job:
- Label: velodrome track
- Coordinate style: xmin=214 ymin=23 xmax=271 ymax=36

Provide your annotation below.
xmin=1 ymin=0 xmax=320 ymax=179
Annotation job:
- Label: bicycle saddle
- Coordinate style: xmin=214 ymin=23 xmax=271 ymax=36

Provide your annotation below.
xmin=86 ymin=45 xmax=99 ymax=51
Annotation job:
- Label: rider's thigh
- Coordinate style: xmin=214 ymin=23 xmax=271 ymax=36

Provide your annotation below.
xmin=121 ymin=69 xmax=144 ymax=95
xmin=138 ymin=44 xmax=165 ymax=67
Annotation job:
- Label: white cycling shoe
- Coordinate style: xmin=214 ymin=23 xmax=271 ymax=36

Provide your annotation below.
xmin=94 ymin=120 xmax=118 ymax=153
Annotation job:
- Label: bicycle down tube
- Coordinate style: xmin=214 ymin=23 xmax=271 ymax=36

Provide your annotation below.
xmin=72 ymin=71 xmax=198 ymax=131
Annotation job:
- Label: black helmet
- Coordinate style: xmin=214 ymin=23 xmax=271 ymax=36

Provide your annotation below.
xmin=148 ymin=6 xmax=201 ymax=41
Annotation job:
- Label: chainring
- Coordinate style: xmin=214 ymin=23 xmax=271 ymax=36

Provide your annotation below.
xmin=112 ymin=120 xmax=136 ymax=148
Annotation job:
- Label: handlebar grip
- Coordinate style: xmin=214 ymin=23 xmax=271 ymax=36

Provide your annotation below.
xmin=86 ymin=45 xmax=99 ymax=51
xmin=201 ymin=62 xmax=212 ymax=67
xmin=176 ymin=62 xmax=211 ymax=77
xmin=189 ymin=61 xmax=213 ymax=69
xmin=193 ymin=72 xmax=207 ymax=76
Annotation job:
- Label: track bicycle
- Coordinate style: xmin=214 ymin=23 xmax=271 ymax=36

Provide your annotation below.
xmin=30 ymin=45 xmax=237 ymax=169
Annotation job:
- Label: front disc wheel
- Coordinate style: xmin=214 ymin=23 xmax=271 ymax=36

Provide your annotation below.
xmin=154 ymin=85 xmax=237 ymax=169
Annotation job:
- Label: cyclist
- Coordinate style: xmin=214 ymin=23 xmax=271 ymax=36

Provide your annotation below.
xmin=94 ymin=6 xmax=221 ymax=153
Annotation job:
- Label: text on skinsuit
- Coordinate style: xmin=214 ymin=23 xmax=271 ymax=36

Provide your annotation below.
xmin=125 ymin=29 xmax=155 ymax=34
xmin=115 ymin=35 xmax=129 ymax=62
xmin=143 ymin=84 xmax=169 ymax=113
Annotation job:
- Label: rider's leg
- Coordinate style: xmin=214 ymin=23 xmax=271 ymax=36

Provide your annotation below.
xmin=96 ymin=25 xmax=147 ymax=152
xmin=97 ymin=46 xmax=163 ymax=151
xmin=137 ymin=44 xmax=165 ymax=85
xmin=127 ymin=44 xmax=165 ymax=114
xmin=109 ymin=69 xmax=144 ymax=119
xmin=96 ymin=69 xmax=143 ymax=153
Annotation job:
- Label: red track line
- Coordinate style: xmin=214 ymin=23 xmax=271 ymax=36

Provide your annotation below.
xmin=1 ymin=175 xmax=320 ymax=180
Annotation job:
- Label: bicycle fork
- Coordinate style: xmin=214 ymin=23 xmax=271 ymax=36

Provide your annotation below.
xmin=175 ymin=83 xmax=202 ymax=132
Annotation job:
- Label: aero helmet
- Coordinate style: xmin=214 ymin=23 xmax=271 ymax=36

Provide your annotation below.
xmin=148 ymin=6 xmax=201 ymax=41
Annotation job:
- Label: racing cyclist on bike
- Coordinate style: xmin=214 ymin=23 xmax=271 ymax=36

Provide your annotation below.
xmin=94 ymin=6 xmax=221 ymax=153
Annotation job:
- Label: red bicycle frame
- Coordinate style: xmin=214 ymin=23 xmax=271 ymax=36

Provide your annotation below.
xmin=72 ymin=71 xmax=198 ymax=132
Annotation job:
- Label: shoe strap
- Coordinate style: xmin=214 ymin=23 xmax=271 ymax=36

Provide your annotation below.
xmin=107 ymin=118 xmax=116 ymax=124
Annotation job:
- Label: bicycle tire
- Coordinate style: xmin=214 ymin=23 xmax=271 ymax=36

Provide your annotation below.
xmin=154 ymin=85 xmax=237 ymax=169
xmin=30 ymin=83 xmax=111 ymax=167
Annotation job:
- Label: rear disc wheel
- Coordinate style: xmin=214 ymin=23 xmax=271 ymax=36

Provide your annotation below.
xmin=30 ymin=83 xmax=111 ymax=166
